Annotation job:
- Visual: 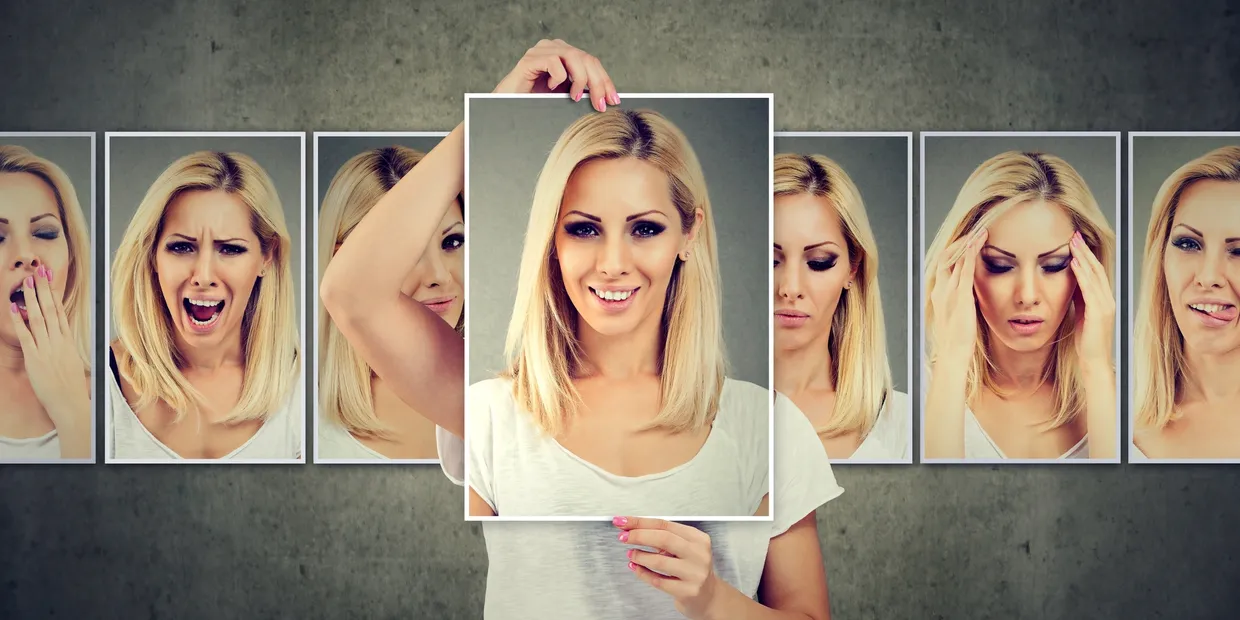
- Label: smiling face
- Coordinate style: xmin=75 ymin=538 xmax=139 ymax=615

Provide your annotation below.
xmin=401 ymin=199 xmax=464 ymax=328
xmin=0 ymin=172 xmax=71 ymax=337
xmin=972 ymin=199 xmax=1078 ymax=353
xmin=1162 ymin=179 xmax=1240 ymax=356
xmin=553 ymin=157 xmax=698 ymax=339
xmin=154 ymin=189 xmax=270 ymax=352
xmin=773 ymin=192 xmax=856 ymax=352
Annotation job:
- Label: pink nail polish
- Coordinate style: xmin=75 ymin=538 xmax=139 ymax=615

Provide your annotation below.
xmin=627 ymin=549 xmax=634 ymax=559
xmin=47 ymin=267 xmax=53 ymax=283
xmin=24 ymin=276 xmax=33 ymax=288
xmin=573 ymin=92 xmax=581 ymax=102
xmin=613 ymin=516 xmax=627 ymax=527
xmin=618 ymin=531 xmax=629 ymax=542
xmin=9 ymin=302 xmax=16 ymax=313
xmin=37 ymin=265 xmax=45 ymax=279
xmin=628 ymin=561 xmax=637 ymax=572
xmin=600 ymin=101 xmax=607 ymax=112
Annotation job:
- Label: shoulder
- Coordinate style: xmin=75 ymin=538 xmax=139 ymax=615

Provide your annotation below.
xmin=876 ymin=390 xmax=911 ymax=433
xmin=468 ymin=377 xmax=517 ymax=408
xmin=717 ymin=377 xmax=773 ymax=434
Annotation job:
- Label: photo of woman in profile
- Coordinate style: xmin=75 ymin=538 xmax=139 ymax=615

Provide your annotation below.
xmin=322 ymin=39 xmax=839 ymax=620
xmin=108 ymin=150 xmax=302 ymax=461
xmin=0 ymin=145 xmax=92 ymax=461
xmin=1132 ymin=145 xmax=1240 ymax=460
xmin=923 ymin=151 xmax=1117 ymax=460
xmin=773 ymin=153 xmax=909 ymax=462
xmin=317 ymin=145 xmax=463 ymax=460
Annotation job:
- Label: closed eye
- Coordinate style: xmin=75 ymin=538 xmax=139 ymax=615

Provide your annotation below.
xmin=1041 ymin=258 xmax=1071 ymax=273
xmin=807 ymin=258 xmax=837 ymax=272
xmin=35 ymin=228 xmax=62 ymax=241
xmin=982 ymin=259 xmax=1013 ymax=274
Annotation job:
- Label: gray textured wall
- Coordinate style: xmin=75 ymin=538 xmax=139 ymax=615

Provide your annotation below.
xmin=2 ymin=1 xmax=1240 ymax=619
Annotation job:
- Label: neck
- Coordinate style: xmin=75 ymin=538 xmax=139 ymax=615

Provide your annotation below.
xmin=988 ymin=336 xmax=1051 ymax=392
xmin=1182 ymin=345 xmax=1240 ymax=404
xmin=774 ymin=333 xmax=834 ymax=395
xmin=174 ymin=331 xmax=245 ymax=372
xmin=0 ymin=339 xmax=24 ymax=372
xmin=576 ymin=314 xmax=662 ymax=380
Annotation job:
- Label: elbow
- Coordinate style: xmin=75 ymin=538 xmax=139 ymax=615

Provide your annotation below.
xmin=319 ymin=267 xmax=357 ymax=322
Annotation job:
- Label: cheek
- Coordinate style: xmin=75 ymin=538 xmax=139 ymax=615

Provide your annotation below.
xmin=1162 ymin=253 xmax=1191 ymax=296
xmin=1044 ymin=272 xmax=1077 ymax=310
xmin=972 ymin=273 xmax=1006 ymax=320
xmin=808 ymin=270 xmax=846 ymax=314
xmin=446 ymin=253 xmax=464 ymax=290
xmin=634 ymin=240 xmax=681 ymax=284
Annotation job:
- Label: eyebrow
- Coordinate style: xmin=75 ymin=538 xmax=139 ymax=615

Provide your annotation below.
xmin=0 ymin=213 xmax=60 ymax=225
xmin=982 ymin=242 xmax=1069 ymax=259
xmin=442 ymin=220 xmax=463 ymax=235
xmin=565 ymin=210 xmax=601 ymax=222
xmin=773 ymin=241 xmax=841 ymax=251
xmin=168 ymin=233 xmax=248 ymax=243
xmin=1174 ymin=223 xmax=1240 ymax=244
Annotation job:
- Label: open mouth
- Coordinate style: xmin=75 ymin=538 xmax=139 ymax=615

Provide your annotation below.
xmin=183 ymin=297 xmax=225 ymax=331
xmin=1008 ymin=317 xmax=1044 ymax=336
xmin=589 ymin=286 xmax=638 ymax=312
xmin=1188 ymin=302 xmax=1238 ymax=327
xmin=8 ymin=287 xmax=27 ymax=319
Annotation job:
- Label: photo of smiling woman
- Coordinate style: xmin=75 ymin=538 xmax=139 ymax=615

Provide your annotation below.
xmin=106 ymin=136 xmax=303 ymax=462
xmin=772 ymin=138 xmax=912 ymax=463
xmin=316 ymin=136 xmax=463 ymax=462
xmin=467 ymin=95 xmax=775 ymax=519
xmin=1132 ymin=139 xmax=1240 ymax=461
xmin=922 ymin=135 xmax=1119 ymax=461
xmin=0 ymin=139 xmax=93 ymax=462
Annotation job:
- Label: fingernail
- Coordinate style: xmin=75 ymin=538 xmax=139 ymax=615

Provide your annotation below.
xmin=628 ymin=561 xmax=637 ymax=572
xmin=47 ymin=267 xmax=53 ymax=283
xmin=573 ymin=92 xmax=581 ymax=102
xmin=37 ymin=265 xmax=45 ymax=280
xmin=612 ymin=516 xmax=627 ymax=526
xmin=611 ymin=93 xmax=621 ymax=105
xmin=24 ymin=276 xmax=33 ymax=288
xmin=1073 ymin=258 xmax=1080 ymax=267
xmin=627 ymin=549 xmax=634 ymax=559
xmin=9 ymin=302 xmax=16 ymax=314
xmin=618 ymin=531 xmax=629 ymax=542
xmin=600 ymin=100 xmax=607 ymax=112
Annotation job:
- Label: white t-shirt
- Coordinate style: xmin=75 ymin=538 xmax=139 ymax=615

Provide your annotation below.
xmin=468 ymin=376 xmax=770 ymax=517
xmin=105 ymin=352 xmax=303 ymax=461
xmin=0 ymin=429 xmax=62 ymax=462
xmin=779 ymin=390 xmax=911 ymax=462
xmin=316 ymin=417 xmax=387 ymax=460
xmin=963 ymin=406 xmax=1088 ymax=460
xmin=436 ymin=391 xmax=843 ymax=619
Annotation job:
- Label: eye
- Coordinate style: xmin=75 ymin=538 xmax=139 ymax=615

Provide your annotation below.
xmin=982 ymin=259 xmax=1013 ymax=274
xmin=34 ymin=228 xmax=61 ymax=241
xmin=1041 ymin=259 xmax=1070 ymax=274
xmin=631 ymin=220 xmax=665 ymax=238
xmin=807 ymin=258 xmax=837 ymax=272
xmin=442 ymin=232 xmax=464 ymax=252
xmin=219 ymin=243 xmax=248 ymax=256
xmin=1171 ymin=236 xmax=1202 ymax=252
xmin=1230 ymin=247 xmax=1240 ymax=258
xmin=166 ymin=241 xmax=195 ymax=255
xmin=564 ymin=222 xmax=599 ymax=238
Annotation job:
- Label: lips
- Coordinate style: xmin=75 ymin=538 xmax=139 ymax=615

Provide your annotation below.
xmin=182 ymin=297 xmax=225 ymax=333
xmin=419 ymin=296 xmax=456 ymax=316
xmin=588 ymin=286 xmax=639 ymax=313
xmin=1008 ymin=315 xmax=1044 ymax=336
xmin=774 ymin=309 xmax=810 ymax=328
xmin=1187 ymin=300 xmax=1238 ymax=328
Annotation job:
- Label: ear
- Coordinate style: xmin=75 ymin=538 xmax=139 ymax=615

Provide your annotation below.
xmin=681 ymin=208 xmax=705 ymax=258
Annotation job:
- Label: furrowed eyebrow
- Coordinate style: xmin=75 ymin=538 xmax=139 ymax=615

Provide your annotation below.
xmin=982 ymin=242 xmax=1069 ymax=259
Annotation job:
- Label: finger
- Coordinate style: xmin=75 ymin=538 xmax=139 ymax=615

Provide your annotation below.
xmin=21 ymin=275 xmax=47 ymax=344
xmin=8 ymin=301 xmax=36 ymax=352
xmin=613 ymin=517 xmax=708 ymax=544
xmin=628 ymin=548 xmax=695 ymax=580
xmin=957 ymin=229 xmax=986 ymax=299
xmin=619 ymin=527 xmax=696 ymax=559
xmin=588 ymin=55 xmax=619 ymax=107
xmin=629 ymin=560 xmax=681 ymax=595
xmin=33 ymin=265 xmax=60 ymax=338
xmin=47 ymin=266 xmax=71 ymax=336
xmin=936 ymin=231 xmax=974 ymax=279
xmin=1070 ymin=231 xmax=1107 ymax=291
xmin=559 ymin=50 xmax=595 ymax=106
xmin=534 ymin=54 xmax=570 ymax=92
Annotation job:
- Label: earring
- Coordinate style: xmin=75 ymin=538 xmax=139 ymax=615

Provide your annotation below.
xmin=845 ymin=281 xmax=852 ymax=289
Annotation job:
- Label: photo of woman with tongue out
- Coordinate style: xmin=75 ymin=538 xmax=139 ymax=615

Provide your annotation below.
xmin=106 ymin=143 xmax=303 ymax=462
xmin=1131 ymin=140 xmax=1240 ymax=461
xmin=922 ymin=139 xmax=1119 ymax=462
xmin=0 ymin=141 xmax=93 ymax=462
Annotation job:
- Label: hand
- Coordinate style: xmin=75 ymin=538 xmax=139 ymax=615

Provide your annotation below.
xmin=494 ymin=39 xmax=619 ymax=112
xmin=615 ymin=516 xmax=722 ymax=620
xmin=8 ymin=265 xmax=90 ymax=433
xmin=929 ymin=227 xmax=987 ymax=366
xmin=1069 ymin=230 xmax=1115 ymax=367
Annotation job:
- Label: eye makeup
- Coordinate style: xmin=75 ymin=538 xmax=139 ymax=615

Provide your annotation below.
xmin=442 ymin=232 xmax=465 ymax=251
xmin=561 ymin=218 xmax=667 ymax=239
xmin=980 ymin=250 xmax=1072 ymax=274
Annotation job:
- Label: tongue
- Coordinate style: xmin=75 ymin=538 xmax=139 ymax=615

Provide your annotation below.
xmin=1205 ymin=306 xmax=1239 ymax=322
xmin=189 ymin=303 xmax=219 ymax=322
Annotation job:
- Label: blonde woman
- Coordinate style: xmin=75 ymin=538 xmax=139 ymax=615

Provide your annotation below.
xmin=0 ymin=145 xmax=92 ymax=461
xmin=773 ymin=153 xmax=909 ymax=461
xmin=317 ymin=145 xmax=463 ymax=460
xmin=324 ymin=39 xmax=840 ymax=620
xmin=923 ymin=151 xmax=1117 ymax=460
xmin=1132 ymin=145 xmax=1240 ymax=460
xmin=107 ymin=150 xmax=302 ymax=461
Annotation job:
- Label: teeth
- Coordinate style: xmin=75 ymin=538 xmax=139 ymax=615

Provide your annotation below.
xmin=1191 ymin=303 xmax=1232 ymax=314
xmin=593 ymin=288 xmax=632 ymax=301
xmin=188 ymin=299 xmax=222 ymax=307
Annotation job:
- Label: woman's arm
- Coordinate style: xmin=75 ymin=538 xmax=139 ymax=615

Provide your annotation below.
xmin=720 ymin=512 xmax=832 ymax=620
xmin=469 ymin=487 xmax=496 ymax=517
xmin=320 ymin=129 xmax=468 ymax=438
xmin=1069 ymin=230 xmax=1118 ymax=459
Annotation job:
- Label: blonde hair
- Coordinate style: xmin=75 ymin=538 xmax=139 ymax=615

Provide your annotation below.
xmin=503 ymin=108 xmax=726 ymax=436
xmin=318 ymin=145 xmax=464 ymax=439
xmin=774 ymin=153 xmax=892 ymax=438
xmin=0 ymin=145 xmax=92 ymax=367
xmin=923 ymin=151 xmax=1115 ymax=430
xmin=1134 ymin=145 xmax=1240 ymax=430
xmin=111 ymin=150 xmax=300 ymax=424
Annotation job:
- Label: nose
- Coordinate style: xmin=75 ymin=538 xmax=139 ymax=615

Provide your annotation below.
xmin=777 ymin=262 xmax=803 ymax=300
xmin=597 ymin=234 xmax=631 ymax=278
xmin=8 ymin=235 xmax=41 ymax=271
xmin=1195 ymin=249 xmax=1226 ymax=289
xmin=1015 ymin=266 xmax=1041 ymax=306
xmin=190 ymin=248 xmax=218 ymax=287
xmin=411 ymin=247 xmax=453 ymax=290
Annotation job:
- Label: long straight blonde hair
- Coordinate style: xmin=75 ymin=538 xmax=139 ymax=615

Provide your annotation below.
xmin=0 ymin=145 xmax=92 ymax=367
xmin=1134 ymin=145 xmax=1240 ymax=430
xmin=318 ymin=145 xmax=464 ymax=439
xmin=111 ymin=150 xmax=300 ymax=424
xmin=503 ymin=108 xmax=726 ymax=437
xmin=774 ymin=153 xmax=892 ymax=438
xmin=923 ymin=151 xmax=1115 ymax=430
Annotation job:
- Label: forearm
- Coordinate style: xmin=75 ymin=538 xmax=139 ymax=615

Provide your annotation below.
xmin=704 ymin=582 xmax=822 ymax=620
xmin=1081 ymin=363 xmax=1117 ymax=459
xmin=52 ymin=398 xmax=92 ymax=459
xmin=924 ymin=359 xmax=969 ymax=459
xmin=320 ymin=124 xmax=465 ymax=316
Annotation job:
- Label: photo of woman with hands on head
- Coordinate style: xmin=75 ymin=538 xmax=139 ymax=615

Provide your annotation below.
xmin=923 ymin=149 xmax=1117 ymax=461
xmin=322 ymin=38 xmax=840 ymax=620
xmin=0 ymin=144 xmax=92 ymax=462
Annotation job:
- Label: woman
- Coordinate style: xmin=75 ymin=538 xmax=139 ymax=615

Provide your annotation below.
xmin=773 ymin=153 xmax=910 ymax=462
xmin=923 ymin=150 xmax=1117 ymax=460
xmin=108 ymin=150 xmax=302 ymax=461
xmin=467 ymin=106 xmax=773 ymax=519
xmin=0 ymin=145 xmax=92 ymax=461
xmin=317 ymin=145 xmax=464 ymax=461
xmin=322 ymin=39 xmax=839 ymax=619
xmin=1132 ymin=145 xmax=1240 ymax=460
